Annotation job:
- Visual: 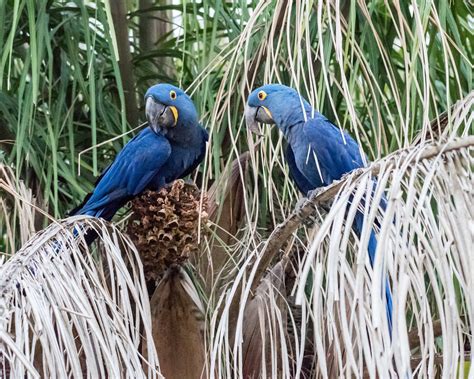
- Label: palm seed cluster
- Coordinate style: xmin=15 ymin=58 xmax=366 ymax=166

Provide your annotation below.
xmin=126 ymin=179 xmax=208 ymax=283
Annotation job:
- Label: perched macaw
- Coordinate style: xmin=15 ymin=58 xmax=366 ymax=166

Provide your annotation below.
xmin=245 ymin=84 xmax=392 ymax=332
xmin=71 ymin=83 xmax=208 ymax=220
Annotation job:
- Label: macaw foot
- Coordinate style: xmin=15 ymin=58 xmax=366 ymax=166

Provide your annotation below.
xmin=306 ymin=188 xmax=319 ymax=199
xmin=163 ymin=179 xmax=196 ymax=191
xmin=295 ymin=196 xmax=319 ymax=227
xmin=307 ymin=188 xmax=332 ymax=213
xmin=294 ymin=188 xmax=333 ymax=228
xmin=302 ymin=210 xmax=320 ymax=228
xmin=295 ymin=196 xmax=309 ymax=210
xmin=182 ymin=179 xmax=200 ymax=191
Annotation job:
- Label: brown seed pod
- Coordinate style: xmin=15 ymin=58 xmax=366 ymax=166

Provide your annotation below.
xmin=126 ymin=180 xmax=208 ymax=285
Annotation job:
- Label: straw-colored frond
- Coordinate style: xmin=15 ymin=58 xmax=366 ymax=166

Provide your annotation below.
xmin=0 ymin=164 xmax=47 ymax=254
xmin=149 ymin=266 xmax=206 ymax=379
xmin=0 ymin=217 xmax=160 ymax=378
xmin=209 ymin=135 xmax=473 ymax=378
xmin=293 ymin=136 xmax=473 ymax=377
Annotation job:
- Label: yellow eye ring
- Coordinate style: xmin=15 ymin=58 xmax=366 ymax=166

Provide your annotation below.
xmin=170 ymin=90 xmax=177 ymax=100
xmin=257 ymin=90 xmax=267 ymax=100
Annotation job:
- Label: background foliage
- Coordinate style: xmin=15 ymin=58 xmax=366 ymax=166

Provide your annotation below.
xmin=1 ymin=0 xmax=471 ymax=225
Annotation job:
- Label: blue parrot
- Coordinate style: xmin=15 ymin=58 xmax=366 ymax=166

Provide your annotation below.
xmin=245 ymin=84 xmax=392 ymax=332
xmin=70 ymin=83 xmax=208 ymax=220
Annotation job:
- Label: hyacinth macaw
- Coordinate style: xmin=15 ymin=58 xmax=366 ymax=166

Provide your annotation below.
xmin=71 ymin=83 xmax=208 ymax=220
xmin=245 ymin=84 xmax=392 ymax=332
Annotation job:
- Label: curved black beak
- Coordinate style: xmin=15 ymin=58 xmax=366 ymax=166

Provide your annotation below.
xmin=145 ymin=97 xmax=178 ymax=135
xmin=245 ymin=105 xmax=274 ymax=136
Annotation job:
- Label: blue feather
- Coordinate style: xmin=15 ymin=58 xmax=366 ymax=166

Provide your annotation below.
xmin=353 ymin=212 xmax=393 ymax=334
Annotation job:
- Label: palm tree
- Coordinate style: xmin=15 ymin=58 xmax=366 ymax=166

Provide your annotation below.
xmin=0 ymin=0 xmax=472 ymax=377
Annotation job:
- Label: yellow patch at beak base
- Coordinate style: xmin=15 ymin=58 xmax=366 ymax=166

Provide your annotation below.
xmin=262 ymin=106 xmax=272 ymax=119
xmin=169 ymin=106 xmax=178 ymax=126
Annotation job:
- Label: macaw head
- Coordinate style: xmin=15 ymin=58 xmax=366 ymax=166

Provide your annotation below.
xmin=245 ymin=84 xmax=311 ymax=135
xmin=145 ymin=83 xmax=199 ymax=137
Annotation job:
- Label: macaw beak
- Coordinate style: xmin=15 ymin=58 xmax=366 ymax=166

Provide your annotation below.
xmin=245 ymin=105 xmax=274 ymax=136
xmin=146 ymin=96 xmax=178 ymax=135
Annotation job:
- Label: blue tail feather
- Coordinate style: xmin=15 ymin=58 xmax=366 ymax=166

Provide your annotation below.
xmin=68 ymin=209 xmax=106 ymax=245
xmin=354 ymin=211 xmax=393 ymax=335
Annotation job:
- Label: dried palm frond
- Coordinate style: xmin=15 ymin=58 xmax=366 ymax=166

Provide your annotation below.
xmin=208 ymin=135 xmax=473 ymax=378
xmin=291 ymin=136 xmax=474 ymax=377
xmin=0 ymin=164 xmax=47 ymax=255
xmin=202 ymin=152 xmax=250 ymax=289
xmin=0 ymin=217 xmax=160 ymax=378
xmin=241 ymin=261 xmax=288 ymax=378
xmin=148 ymin=265 xmax=206 ymax=379
xmin=207 ymin=222 xmax=295 ymax=377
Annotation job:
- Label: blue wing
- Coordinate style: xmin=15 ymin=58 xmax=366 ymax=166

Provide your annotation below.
xmin=69 ymin=132 xmax=143 ymax=215
xmin=293 ymin=113 xmax=365 ymax=189
xmin=178 ymin=126 xmax=208 ymax=178
xmin=285 ymin=144 xmax=314 ymax=195
xmin=147 ymin=126 xmax=208 ymax=189
xmin=72 ymin=128 xmax=171 ymax=219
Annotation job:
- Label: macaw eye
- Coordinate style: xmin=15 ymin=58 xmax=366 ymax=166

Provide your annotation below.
xmin=258 ymin=91 xmax=267 ymax=100
xmin=170 ymin=90 xmax=177 ymax=100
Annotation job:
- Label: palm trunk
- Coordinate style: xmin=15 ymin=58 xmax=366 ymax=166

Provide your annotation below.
xmin=110 ymin=0 xmax=139 ymax=127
